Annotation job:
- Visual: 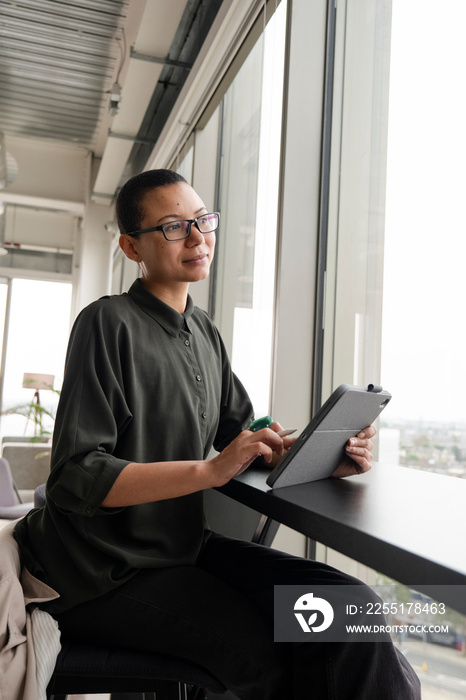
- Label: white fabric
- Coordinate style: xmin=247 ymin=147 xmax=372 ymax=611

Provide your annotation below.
xmin=30 ymin=607 xmax=61 ymax=700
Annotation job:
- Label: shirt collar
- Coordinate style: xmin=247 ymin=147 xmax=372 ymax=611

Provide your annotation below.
xmin=127 ymin=279 xmax=194 ymax=337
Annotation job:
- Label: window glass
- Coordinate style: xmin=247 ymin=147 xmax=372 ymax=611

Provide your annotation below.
xmin=215 ymin=1 xmax=286 ymax=417
xmin=0 ymin=278 xmax=72 ymax=439
xmin=175 ymin=143 xmax=194 ymax=185
xmin=379 ymin=0 xmax=466 ymax=480
xmin=320 ymin=0 xmax=391 ymax=412
xmin=321 ymin=2 xmax=466 ymax=692
xmin=0 ymin=280 xmax=8 ymax=361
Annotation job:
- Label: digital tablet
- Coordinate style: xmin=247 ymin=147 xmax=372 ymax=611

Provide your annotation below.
xmin=266 ymin=384 xmax=391 ymax=488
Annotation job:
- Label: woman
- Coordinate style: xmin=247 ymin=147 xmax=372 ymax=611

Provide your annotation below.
xmin=14 ymin=169 xmax=420 ymax=699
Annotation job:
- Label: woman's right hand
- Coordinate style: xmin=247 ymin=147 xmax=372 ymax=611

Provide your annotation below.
xmin=207 ymin=427 xmax=285 ymax=487
xmin=103 ymin=426 xmax=287 ymax=507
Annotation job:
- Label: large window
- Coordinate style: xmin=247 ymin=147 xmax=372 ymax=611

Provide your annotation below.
xmin=379 ymin=7 xmax=466 ymax=686
xmin=319 ymin=2 xmax=466 ymax=695
xmin=379 ymin=0 xmax=466 ymax=480
xmin=322 ymin=0 xmax=466 ymax=478
xmin=214 ymin=1 xmax=286 ymax=417
xmin=0 ymin=278 xmax=72 ymax=439
xmin=320 ymin=0 xmax=391 ymax=415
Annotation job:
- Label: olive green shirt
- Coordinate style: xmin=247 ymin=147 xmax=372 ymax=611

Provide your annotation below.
xmin=14 ymin=280 xmax=254 ymax=612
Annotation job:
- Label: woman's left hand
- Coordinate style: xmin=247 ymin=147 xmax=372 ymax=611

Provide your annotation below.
xmin=331 ymin=425 xmax=376 ymax=478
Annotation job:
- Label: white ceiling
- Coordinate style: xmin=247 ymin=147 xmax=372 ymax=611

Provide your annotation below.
xmin=0 ymin=0 xmax=133 ymax=153
xmin=0 ymin=0 xmax=209 ymax=255
xmin=0 ymin=0 xmax=264 ymax=261
xmin=92 ymin=0 xmax=189 ymax=202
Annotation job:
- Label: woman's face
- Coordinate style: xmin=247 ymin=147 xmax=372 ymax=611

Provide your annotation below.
xmin=126 ymin=182 xmax=216 ymax=291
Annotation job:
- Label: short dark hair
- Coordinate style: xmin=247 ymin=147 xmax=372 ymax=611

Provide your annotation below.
xmin=116 ymin=169 xmax=188 ymax=235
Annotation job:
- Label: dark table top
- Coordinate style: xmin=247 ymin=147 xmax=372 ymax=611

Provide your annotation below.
xmin=218 ymin=463 xmax=466 ymax=614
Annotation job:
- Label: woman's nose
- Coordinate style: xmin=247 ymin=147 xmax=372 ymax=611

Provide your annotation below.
xmin=186 ymin=222 xmax=204 ymax=245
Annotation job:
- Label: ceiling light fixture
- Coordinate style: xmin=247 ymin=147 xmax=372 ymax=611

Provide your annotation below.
xmin=108 ymin=82 xmax=122 ymax=117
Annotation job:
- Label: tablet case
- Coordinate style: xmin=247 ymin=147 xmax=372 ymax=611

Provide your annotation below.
xmin=266 ymin=384 xmax=391 ymax=488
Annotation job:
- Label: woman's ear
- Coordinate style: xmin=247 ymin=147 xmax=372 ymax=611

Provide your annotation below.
xmin=119 ymin=234 xmax=142 ymax=263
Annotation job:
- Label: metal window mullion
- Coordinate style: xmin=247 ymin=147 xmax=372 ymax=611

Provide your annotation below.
xmin=0 ymin=278 xmax=13 ymax=420
xmin=311 ymin=0 xmax=337 ymax=417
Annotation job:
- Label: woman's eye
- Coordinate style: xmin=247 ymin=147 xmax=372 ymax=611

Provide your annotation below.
xmin=165 ymin=222 xmax=182 ymax=233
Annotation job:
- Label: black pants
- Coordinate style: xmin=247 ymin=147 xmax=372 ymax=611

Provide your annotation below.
xmin=53 ymin=533 xmax=421 ymax=699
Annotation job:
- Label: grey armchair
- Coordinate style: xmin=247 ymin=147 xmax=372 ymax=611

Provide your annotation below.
xmin=0 ymin=457 xmax=34 ymax=519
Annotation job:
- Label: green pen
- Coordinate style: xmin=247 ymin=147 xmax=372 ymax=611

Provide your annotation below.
xmin=248 ymin=416 xmax=297 ymax=437
xmin=248 ymin=416 xmax=273 ymax=432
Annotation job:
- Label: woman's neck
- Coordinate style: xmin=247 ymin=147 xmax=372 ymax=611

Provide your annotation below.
xmin=140 ymin=279 xmax=189 ymax=314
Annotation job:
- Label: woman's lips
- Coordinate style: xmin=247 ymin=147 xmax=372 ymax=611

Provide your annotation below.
xmin=183 ymin=254 xmax=208 ymax=265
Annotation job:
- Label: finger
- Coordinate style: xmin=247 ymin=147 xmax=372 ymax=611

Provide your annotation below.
xmin=344 ymin=450 xmax=372 ymax=474
xmin=254 ymin=441 xmax=278 ymax=464
xmin=332 ymin=457 xmax=372 ymax=478
xmin=351 ymin=459 xmax=371 ymax=474
xmin=239 ymin=429 xmax=284 ymax=462
xmin=347 ymin=437 xmax=373 ymax=452
xmin=253 ymin=427 xmax=285 ymax=453
xmin=357 ymin=425 xmax=376 ymax=439
xmin=282 ymin=435 xmax=298 ymax=450
xmin=345 ymin=443 xmax=373 ymax=458
xmin=345 ymin=443 xmax=373 ymax=465
xmin=269 ymin=420 xmax=284 ymax=433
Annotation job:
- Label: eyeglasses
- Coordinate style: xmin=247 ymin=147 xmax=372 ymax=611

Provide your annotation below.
xmin=126 ymin=212 xmax=220 ymax=241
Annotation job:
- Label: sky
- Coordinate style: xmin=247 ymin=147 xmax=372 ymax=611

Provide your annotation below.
xmin=380 ymin=0 xmax=466 ymax=424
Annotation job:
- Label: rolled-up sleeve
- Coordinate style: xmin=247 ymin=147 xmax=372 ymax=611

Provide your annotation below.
xmin=47 ymin=301 xmax=132 ymax=515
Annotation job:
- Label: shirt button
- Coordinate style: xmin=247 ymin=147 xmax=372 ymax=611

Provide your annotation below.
xmin=202 ymin=412 xmax=207 ymax=419
xmin=184 ymin=339 xmax=190 ymax=346
xmin=196 ymin=375 xmax=202 ymax=382
xmin=85 ymin=506 xmax=93 ymax=514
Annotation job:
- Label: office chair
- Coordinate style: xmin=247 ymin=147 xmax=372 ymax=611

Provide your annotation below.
xmin=46 ymin=642 xmax=226 ymax=699
xmin=33 ymin=486 xmax=226 ymax=700
xmin=0 ymin=456 xmax=34 ymax=519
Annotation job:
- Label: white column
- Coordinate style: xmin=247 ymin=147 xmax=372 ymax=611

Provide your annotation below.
xmin=75 ymin=199 xmax=114 ymax=315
